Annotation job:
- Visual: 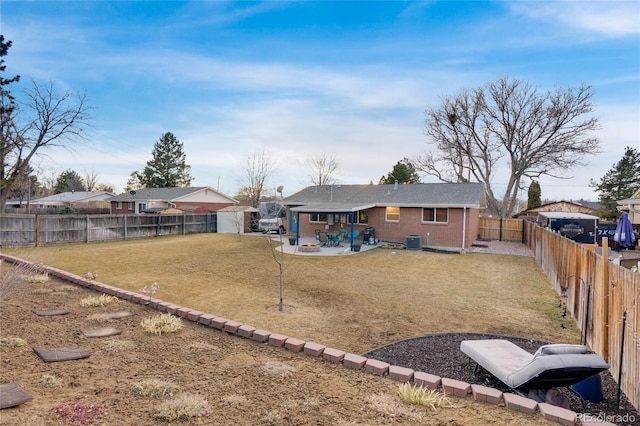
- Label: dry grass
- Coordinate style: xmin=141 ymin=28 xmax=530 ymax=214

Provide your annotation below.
xmin=2 ymin=233 xmax=580 ymax=353
xmin=0 ymin=336 xmax=27 ymax=348
xmin=131 ymin=379 xmax=180 ymax=399
xmin=79 ymin=294 xmax=117 ymax=307
xmin=397 ymin=383 xmax=453 ymax=410
xmin=140 ymin=313 xmax=182 ymax=335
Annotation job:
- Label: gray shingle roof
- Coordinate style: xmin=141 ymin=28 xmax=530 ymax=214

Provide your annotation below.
xmin=284 ymin=183 xmax=485 ymax=208
xmin=107 ymin=187 xmax=236 ymax=202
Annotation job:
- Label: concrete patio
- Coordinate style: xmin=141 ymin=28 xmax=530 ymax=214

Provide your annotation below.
xmin=269 ymin=235 xmax=378 ymax=256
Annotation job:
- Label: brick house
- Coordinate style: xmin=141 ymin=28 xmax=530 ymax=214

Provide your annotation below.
xmin=283 ymin=182 xmax=485 ymax=251
xmin=107 ymin=187 xmax=238 ymax=214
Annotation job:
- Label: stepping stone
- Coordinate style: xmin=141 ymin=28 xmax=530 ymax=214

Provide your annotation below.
xmin=0 ymin=383 xmax=33 ymax=409
xmin=80 ymin=327 xmax=122 ymax=338
xmin=32 ymin=309 xmax=69 ymax=316
xmin=33 ymin=347 xmax=90 ymax=362
xmin=104 ymin=311 xmax=135 ymax=319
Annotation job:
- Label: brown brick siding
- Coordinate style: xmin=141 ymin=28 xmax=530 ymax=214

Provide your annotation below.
xmin=292 ymin=206 xmax=480 ymax=249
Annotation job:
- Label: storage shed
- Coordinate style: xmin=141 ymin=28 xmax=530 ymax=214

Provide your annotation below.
xmin=537 ymin=212 xmax=598 ymax=244
xmin=217 ymin=206 xmax=259 ymax=234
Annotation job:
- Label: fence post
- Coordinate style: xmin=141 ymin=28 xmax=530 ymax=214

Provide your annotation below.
xmin=600 ymin=237 xmax=609 ymax=362
xmin=35 ymin=215 xmax=40 ymax=247
xmin=499 ymin=218 xmax=503 ymax=241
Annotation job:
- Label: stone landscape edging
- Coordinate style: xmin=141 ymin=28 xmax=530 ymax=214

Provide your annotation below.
xmin=1 ymin=253 xmax=608 ymax=426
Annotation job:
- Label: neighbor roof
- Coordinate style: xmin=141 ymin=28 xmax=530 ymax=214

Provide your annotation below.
xmin=107 ymin=187 xmax=237 ymax=203
xmin=284 ymin=183 xmax=485 ymax=210
xmin=31 ymin=191 xmax=114 ymax=205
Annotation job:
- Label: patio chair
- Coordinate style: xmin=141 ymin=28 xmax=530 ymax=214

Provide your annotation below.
xmin=318 ymin=232 xmax=329 ymax=247
xmin=460 ymin=339 xmax=609 ymax=412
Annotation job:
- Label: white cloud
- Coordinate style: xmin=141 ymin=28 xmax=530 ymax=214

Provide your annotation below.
xmin=508 ymin=1 xmax=640 ymax=37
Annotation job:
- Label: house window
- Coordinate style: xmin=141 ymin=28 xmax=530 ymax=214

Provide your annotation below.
xmin=138 ymin=203 xmax=146 ymax=214
xmin=385 ymin=206 xmax=400 ymax=222
xmin=355 ymin=210 xmax=368 ymax=224
xmin=309 ymin=213 xmax=328 ymax=223
xmin=127 ymin=202 xmax=134 ymax=210
xmin=422 ymin=207 xmax=448 ymax=223
xmin=115 ymin=201 xmax=122 ymax=209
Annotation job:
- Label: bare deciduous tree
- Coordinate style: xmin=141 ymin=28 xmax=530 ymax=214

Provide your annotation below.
xmin=307 ymin=154 xmax=339 ymax=186
xmin=414 ymin=76 xmax=600 ymax=218
xmin=83 ymin=169 xmax=100 ymax=191
xmin=240 ymin=148 xmax=277 ymax=208
xmin=1 ymin=80 xmax=92 ymax=212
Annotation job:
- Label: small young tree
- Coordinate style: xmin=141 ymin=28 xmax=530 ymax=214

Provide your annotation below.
xmin=590 ymin=146 xmax=640 ymax=219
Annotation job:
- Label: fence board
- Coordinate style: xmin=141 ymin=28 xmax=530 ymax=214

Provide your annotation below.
xmin=525 ymin=221 xmax=639 ymax=411
xmin=0 ymin=213 xmax=217 ymax=247
xmin=479 ymin=217 xmax=524 ymax=241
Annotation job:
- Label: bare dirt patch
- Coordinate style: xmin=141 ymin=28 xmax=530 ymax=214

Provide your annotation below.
xmin=0 ymin=275 xmax=559 ymax=425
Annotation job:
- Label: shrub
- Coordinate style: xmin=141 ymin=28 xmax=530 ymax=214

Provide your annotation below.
xmin=50 ymin=402 xmax=105 ymax=424
xmin=80 ymin=294 xmax=117 ymax=307
xmin=140 ymin=314 xmax=182 ymax=335
xmin=397 ymin=383 xmax=453 ymax=410
xmin=24 ymin=273 xmax=50 ymax=283
xmin=155 ymin=394 xmax=210 ymax=422
xmin=131 ymin=379 xmax=180 ymax=399
xmin=38 ymin=373 xmax=64 ymax=389
xmin=0 ymin=337 xmax=27 ymax=348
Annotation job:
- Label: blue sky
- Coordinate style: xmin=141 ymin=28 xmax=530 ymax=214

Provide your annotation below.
xmin=2 ymin=0 xmax=639 ymax=202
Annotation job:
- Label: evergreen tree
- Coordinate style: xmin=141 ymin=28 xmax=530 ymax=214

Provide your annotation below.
xmin=590 ymin=146 xmax=640 ymax=219
xmin=138 ymin=132 xmax=193 ymax=188
xmin=527 ymin=181 xmax=541 ymax=209
xmin=0 ymin=35 xmax=20 ymax=116
xmin=379 ymin=158 xmax=421 ymax=184
xmin=55 ymin=169 xmax=86 ymax=193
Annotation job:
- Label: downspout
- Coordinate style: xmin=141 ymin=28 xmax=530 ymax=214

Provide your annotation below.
xmin=462 ymin=207 xmax=467 ymax=250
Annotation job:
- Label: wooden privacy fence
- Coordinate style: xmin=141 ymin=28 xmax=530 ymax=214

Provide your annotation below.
xmin=0 ymin=213 xmax=217 ymax=247
xmin=525 ymin=221 xmax=639 ymax=411
xmin=479 ymin=217 xmax=525 ymax=242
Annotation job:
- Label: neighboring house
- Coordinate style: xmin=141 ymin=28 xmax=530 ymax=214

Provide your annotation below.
xmin=107 ymin=187 xmax=238 ymax=214
xmin=617 ymin=188 xmax=640 ymax=226
xmin=30 ymin=191 xmax=114 ymax=209
xmin=283 ymin=182 xmax=485 ymax=250
xmin=518 ymin=200 xmax=599 ymax=220
xmin=217 ymin=205 xmax=260 ymax=234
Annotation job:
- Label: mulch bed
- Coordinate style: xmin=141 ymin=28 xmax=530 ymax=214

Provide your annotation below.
xmin=364 ymin=332 xmax=639 ymax=425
